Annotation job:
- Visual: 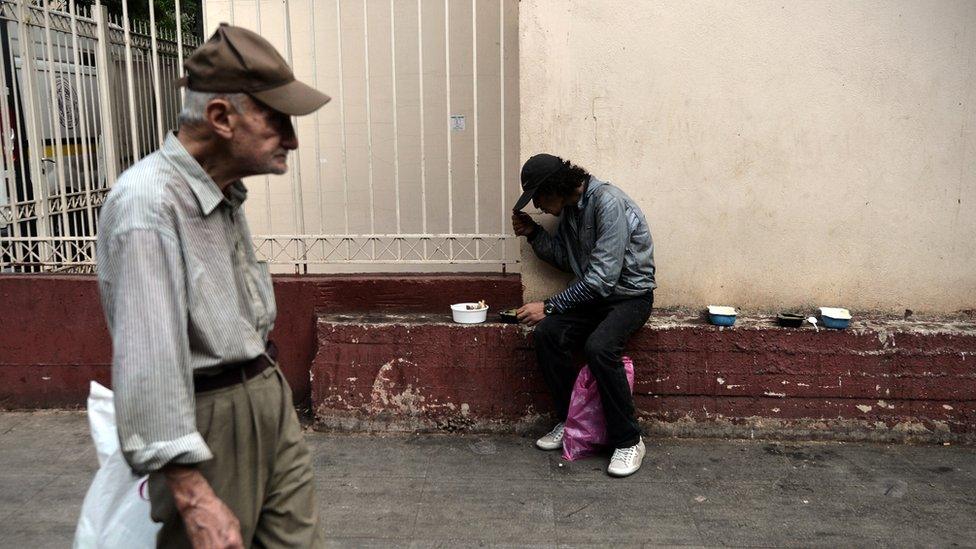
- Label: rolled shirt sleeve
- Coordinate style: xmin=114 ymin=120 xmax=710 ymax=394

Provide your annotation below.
xmin=104 ymin=228 xmax=212 ymax=474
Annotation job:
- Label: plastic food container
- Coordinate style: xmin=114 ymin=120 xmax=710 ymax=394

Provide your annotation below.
xmin=819 ymin=307 xmax=851 ymax=329
xmin=498 ymin=309 xmax=519 ymax=324
xmin=451 ymin=303 xmax=488 ymax=324
xmin=776 ymin=313 xmax=805 ymax=328
xmin=707 ymin=305 xmax=737 ymax=326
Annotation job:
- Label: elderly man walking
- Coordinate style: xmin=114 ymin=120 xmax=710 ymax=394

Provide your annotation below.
xmin=96 ymin=24 xmax=329 ymax=548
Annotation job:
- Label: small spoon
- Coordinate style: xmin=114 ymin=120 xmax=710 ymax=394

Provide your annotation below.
xmin=807 ymin=316 xmax=819 ymax=332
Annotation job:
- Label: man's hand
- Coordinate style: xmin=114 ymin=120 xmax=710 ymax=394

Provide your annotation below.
xmin=517 ymin=301 xmax=546 ymax=326
xmin=163 ymin=465 xmax=244 ymax=549
xmin=511 ymin=210 xmax=537 ymax=238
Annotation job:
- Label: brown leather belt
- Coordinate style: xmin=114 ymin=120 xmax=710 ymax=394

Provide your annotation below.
xmin=194 ymin=341 xmax=278 ymax=393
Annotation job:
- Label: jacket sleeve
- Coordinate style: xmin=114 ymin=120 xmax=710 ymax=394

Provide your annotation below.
xmin=529 ymin=220 xmax=572 ymax=273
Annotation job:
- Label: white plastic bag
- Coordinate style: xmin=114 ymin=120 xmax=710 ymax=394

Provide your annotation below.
xmin=74 ymin=381 xmax=160 ymax=548
xmin=85 ymin=381 xmax=118 ymax=467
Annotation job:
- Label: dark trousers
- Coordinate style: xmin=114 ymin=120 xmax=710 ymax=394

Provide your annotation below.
xmin=532 ymin=292 xmax=653 ymax=449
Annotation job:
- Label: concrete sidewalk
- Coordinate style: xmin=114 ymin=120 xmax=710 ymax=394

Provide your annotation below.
xmin=1 ymin=412 xmax=974 ymax=548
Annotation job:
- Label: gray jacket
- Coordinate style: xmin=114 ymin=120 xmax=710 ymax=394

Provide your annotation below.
xmin=530 ymin=177 xmax=656 ymax=302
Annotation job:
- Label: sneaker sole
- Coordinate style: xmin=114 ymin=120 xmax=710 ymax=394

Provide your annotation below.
xmin=535 ymin=441 xmax=563 ymax=451
xmin=607 ymin=465 xmax=641 ymax=478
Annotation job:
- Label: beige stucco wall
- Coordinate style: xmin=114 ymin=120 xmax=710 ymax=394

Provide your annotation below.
xmin=519 ymin=0 xmax=976 ymax=313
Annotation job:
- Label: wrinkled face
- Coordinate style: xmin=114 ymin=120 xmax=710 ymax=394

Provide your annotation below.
xmin=229 ymin=96 xmax=298 ymax=177
xmin=532 ymin=192 xmax=568 ymax=216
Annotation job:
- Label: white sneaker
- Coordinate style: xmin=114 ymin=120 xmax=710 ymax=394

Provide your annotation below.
xmin=535 ymin=422 xmax=565 ymax=450
xmin=607 ymin=437 xmax=646 ymax=477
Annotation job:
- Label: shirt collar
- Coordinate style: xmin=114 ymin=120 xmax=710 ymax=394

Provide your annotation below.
xmin=160 ymin=132 xmax=247 ymax=215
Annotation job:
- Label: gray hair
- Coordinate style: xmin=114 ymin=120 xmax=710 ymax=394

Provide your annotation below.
xmin=178 ymin=90 xmax=247 ymax=125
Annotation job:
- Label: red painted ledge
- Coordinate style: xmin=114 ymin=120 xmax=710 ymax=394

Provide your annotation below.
xmin=311 ymin=312 xmax=976 ymax=443
xmin=0 ymin=273 xmax=523 ymax=409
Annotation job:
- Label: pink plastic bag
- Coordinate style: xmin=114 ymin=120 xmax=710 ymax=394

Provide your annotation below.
xmin=562 ymin=356 xmax=635 ymax=461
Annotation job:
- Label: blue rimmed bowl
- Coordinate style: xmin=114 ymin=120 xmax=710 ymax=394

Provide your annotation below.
xmin=819 ymin=307 xmax=851 ymax=329
xmin=707 ymin=305 xmax=737 ymax=326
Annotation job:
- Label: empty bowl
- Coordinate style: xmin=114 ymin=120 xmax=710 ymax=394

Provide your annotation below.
xmin=776 ymin=313 xmax=805 ymax=328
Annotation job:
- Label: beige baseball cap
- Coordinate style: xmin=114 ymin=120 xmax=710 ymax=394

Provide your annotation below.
xmin=177 ymin=23 xmax=330 ymax=116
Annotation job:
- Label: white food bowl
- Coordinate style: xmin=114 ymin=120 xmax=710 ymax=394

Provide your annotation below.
xmin=451 ymin=303 xmax=488 ymax=324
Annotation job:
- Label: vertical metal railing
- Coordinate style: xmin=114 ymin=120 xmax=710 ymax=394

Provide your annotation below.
xmin=443 ymin=0 xmax=453 ymax=261
xmin=389 ymin=0 xmax=399 ymax=257
xmin=0 ymin=0 xmax=199 ymax=272
xmin=499 ymin=0 xmax=505 ymax=265
xmin=416 ymin=0 xmax=427 ymax=261
xmin=0 ymin=0 xmax=518 ymax=272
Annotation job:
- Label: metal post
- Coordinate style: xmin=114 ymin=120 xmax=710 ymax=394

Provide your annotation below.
xmin=148 ymin=0 xmax=164 ymax=143
xmin=5 ymin=8 xmax=31 ymax=266
xmin=390 ymin=0 xmax=400 ymax=248
xmin=67 ymin=2 xmax=95 ymax=237
xmin=17 ymin=0 xmax=50 ymax=244
xmin=93 ymin=3 xmax=119 ymax=186
xmin=363 ymin=0 xmax=375 ymax=255
xmin=0 ymin=16 xmax=23 ymax=268
xmin=444 ymin=0 xmax=453 ymax=259
xmin=175 ymin=0 xmax=184 ymax=107
xmin=120 ymin=0 xmax=140 ymax=159
xmin=309 ymin=0 xmax=323 ymax=234
xmin=472 ymin=0 xmax=479 ymax=259
xmin=336 ymin=0 xmax=349 ymax=236
xmin=282 ymin=0 xmax=305 ymax=272
xmin=254 ymin=0 xmax=272 ymax=234
xmin=499 ymin=0 xmax=505 ymax=264
xmin=417 ymin=0 xmax=426 ymax=259
xmin=40 ymin=6 xmax=71 ymax=250
xmin=135 ymin=21 xmax=152 ymax=151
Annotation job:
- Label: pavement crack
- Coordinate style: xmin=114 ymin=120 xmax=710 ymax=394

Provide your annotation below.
xmin=0 ymin=419 xmax=25 ymax=437
xmin=0 ymin=471 xmax=63 ymax=523
xmin=408 ymin=444 xmax=431 ymax=538
xmin=564 ymin=500 xmax=593 ymax=518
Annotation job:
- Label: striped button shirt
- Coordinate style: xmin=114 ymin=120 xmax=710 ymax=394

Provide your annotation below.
xmin=96 ymin=132 xmax=276 ymax=475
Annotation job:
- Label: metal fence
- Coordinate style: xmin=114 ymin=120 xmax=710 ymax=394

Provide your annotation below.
xmin=0 ymin=0 xmax=199 ymax=272
xmin=0 ymin=0 xmax=520 ymax=274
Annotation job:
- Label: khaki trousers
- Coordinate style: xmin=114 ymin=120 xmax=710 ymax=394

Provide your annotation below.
xmin=149 ymin=366 xmax=323 ymax=548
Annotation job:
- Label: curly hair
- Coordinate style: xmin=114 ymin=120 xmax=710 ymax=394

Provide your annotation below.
xmin=535 ymin=159 xmax=591 ymax=199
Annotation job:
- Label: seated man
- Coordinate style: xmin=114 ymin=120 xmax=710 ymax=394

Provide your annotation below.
xmin=512 ymin=153 xmax=656 ymax=477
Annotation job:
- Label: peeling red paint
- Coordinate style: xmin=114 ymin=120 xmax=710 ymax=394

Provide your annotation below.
xmin=312 ymin=313 xmax=976 ymax=440
xmin=4 ymin=275 xmax=974 ymax=442
xmin=0 ymin=274 xmax=522 ymax=409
